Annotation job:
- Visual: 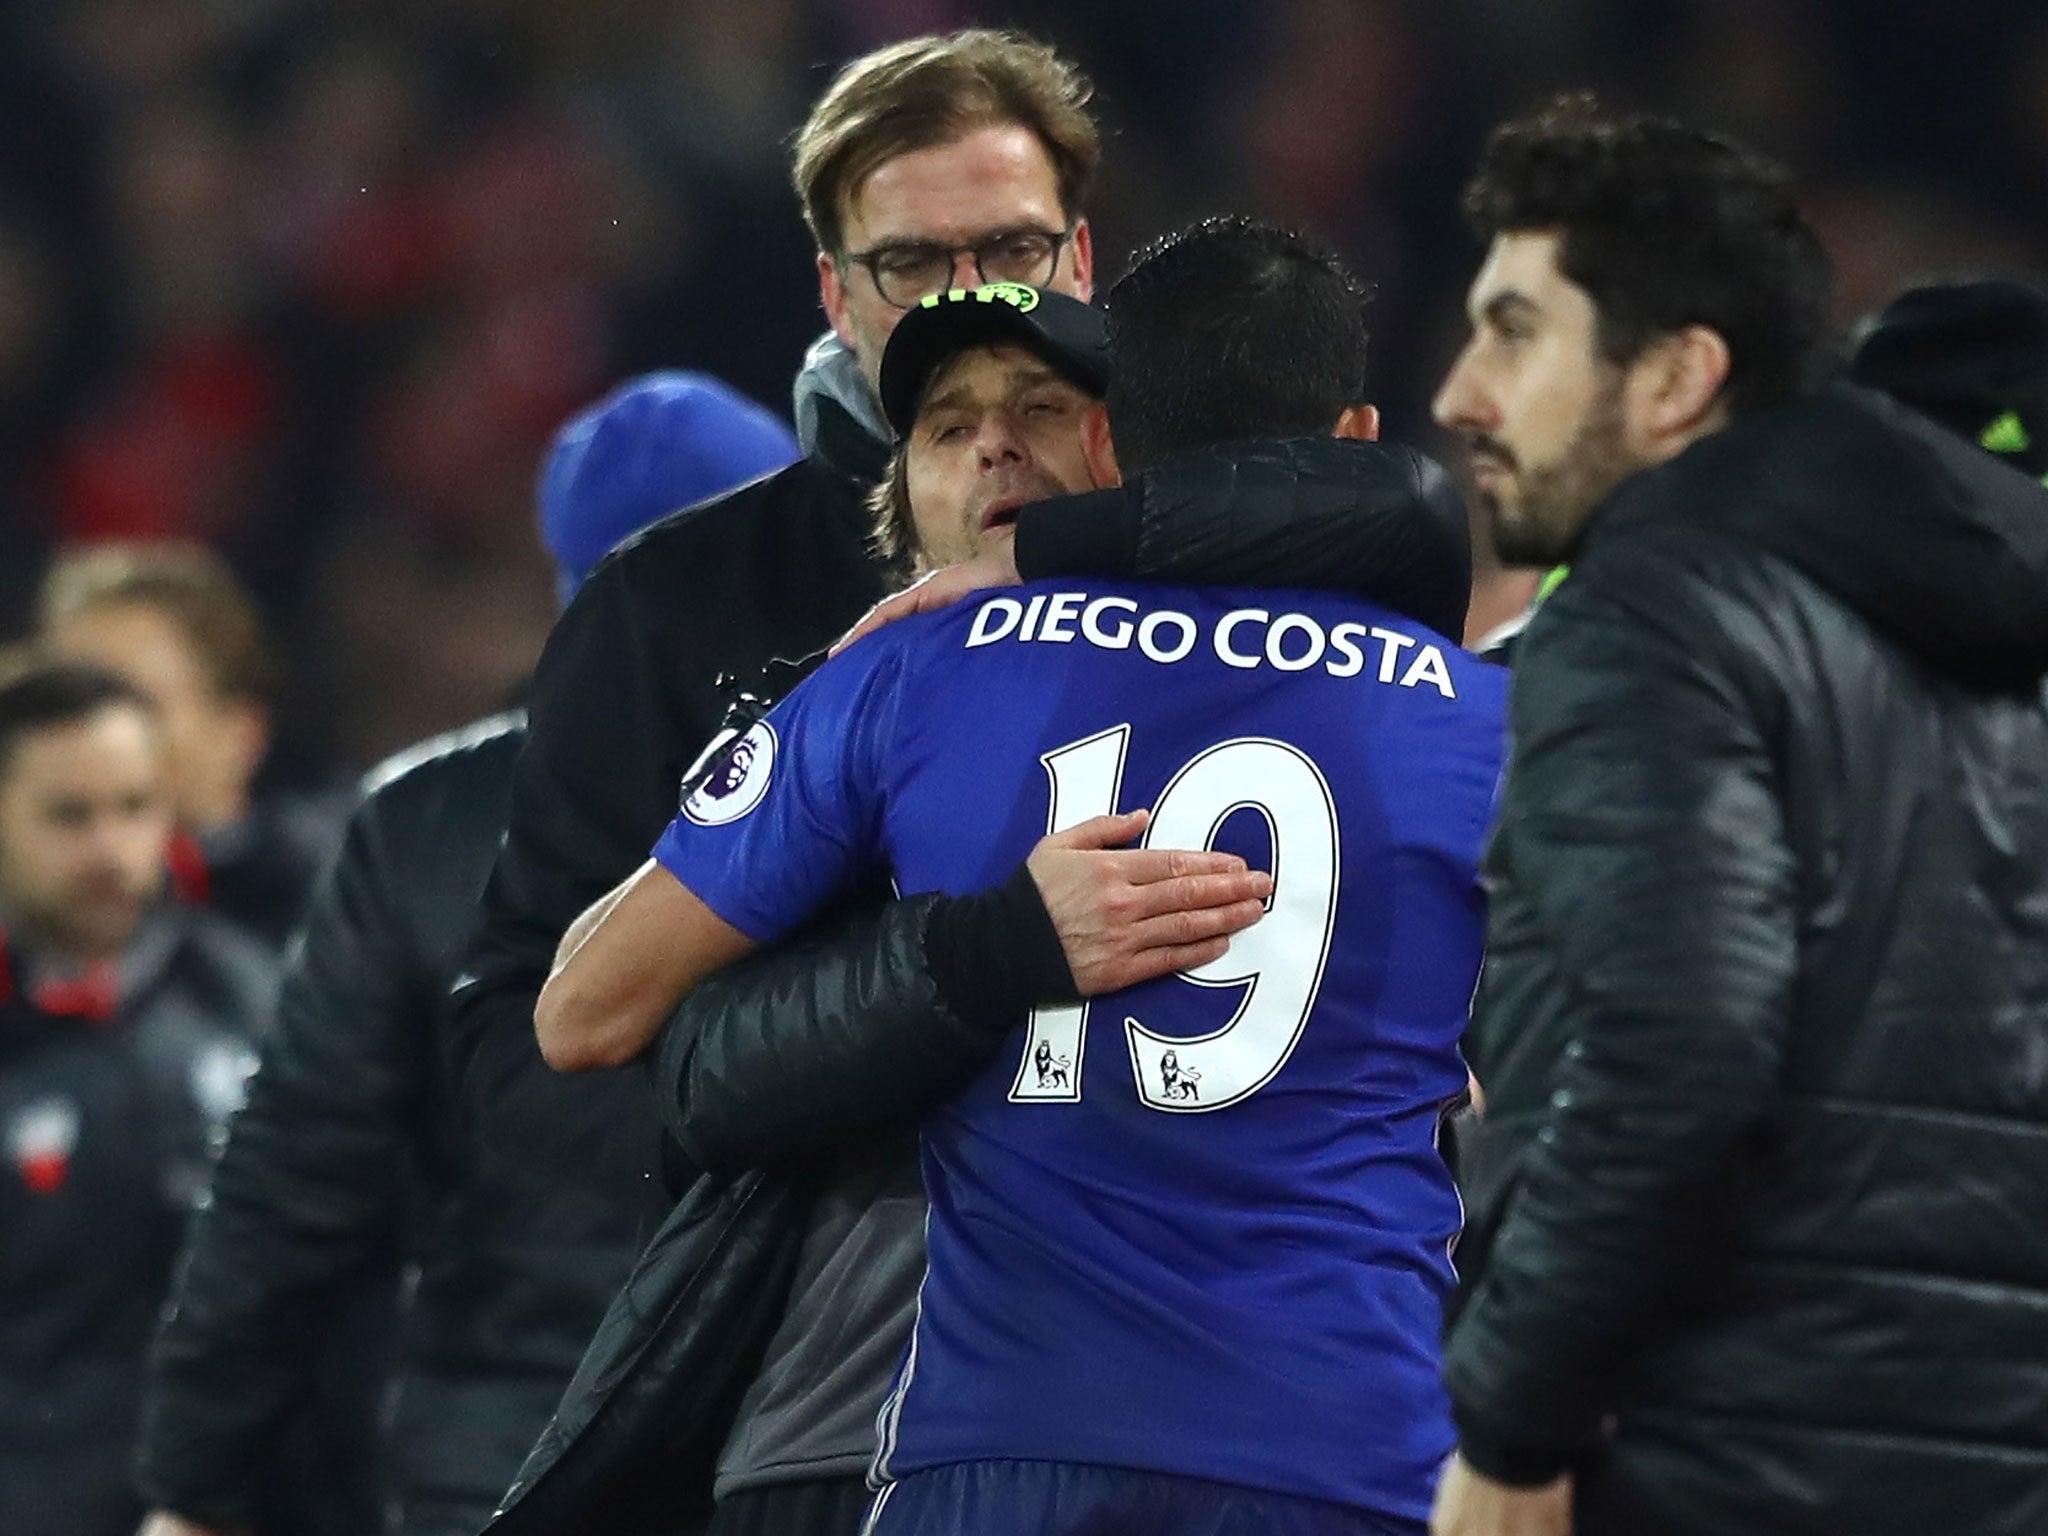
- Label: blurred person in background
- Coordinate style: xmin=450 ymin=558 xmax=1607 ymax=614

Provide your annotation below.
xmin=1848 ymin=274 xmax=2048 ymax=482
xmin=1429 ymin=96 xmax=2048 ymax=1536
xmin=39 ymin=544 xmax=344 ymax=949
xmin=537 ymin=370 xmax=802 ymax=605
xmin=131 ymin=371 xmax=797 ymax=1536
xmin=0 ymin=659 xmax=273 ymax=1536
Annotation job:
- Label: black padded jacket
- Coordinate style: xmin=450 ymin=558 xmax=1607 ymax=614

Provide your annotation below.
xmin=138 ymin=717 xmax=650 ymax=1536
xmin=1445 ymin=386 xmax=2048 ymax=1535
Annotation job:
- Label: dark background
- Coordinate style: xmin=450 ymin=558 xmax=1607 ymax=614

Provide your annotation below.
xmin=2 ymin=0 xmax=2041 ymax=780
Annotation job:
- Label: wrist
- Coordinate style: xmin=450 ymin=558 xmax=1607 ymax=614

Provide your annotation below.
xmin=923 ymin=863 xmax=1080 ymax=1033
xmin=1451 ymin=1402 xmax=1583 ymax=1487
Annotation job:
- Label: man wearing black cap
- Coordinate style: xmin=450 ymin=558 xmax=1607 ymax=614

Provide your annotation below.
xmin=869 ymin=282 xmax=1115 ymax=570
xmin=542 ymin=225 xmax=1505 ymax=1536
xmin=1849 ymin=275 xmax=2048 ymax=481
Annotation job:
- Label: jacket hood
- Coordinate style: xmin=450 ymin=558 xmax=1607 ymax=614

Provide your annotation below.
xmin=1128 ymin=436 xmax=1474 ymax=640
xmin=791 ymin=331 xmax=891 ymax=486
xmin=1598 ymin=384 xmax=2048 ymax=690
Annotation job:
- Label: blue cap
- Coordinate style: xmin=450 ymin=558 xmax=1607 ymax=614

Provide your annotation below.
xmin=539 ymin=371 xmax=801 ymax=605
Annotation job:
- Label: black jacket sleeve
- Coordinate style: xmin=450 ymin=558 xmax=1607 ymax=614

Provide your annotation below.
xmin=1016 ymin=437 xmax=1473 ymax=638
xmin=1442 ymin=534 xmax=1798 ymax=1484
xmin=448 ymin=551 xmax=693 ymax=1196
xmin=656 ymin=869 xmax=1076 ymax=1175
xmin=136 ymin=786 xmax=414 ymax=1529
xmin=658 ymin=895 xmax=959 ymax=1174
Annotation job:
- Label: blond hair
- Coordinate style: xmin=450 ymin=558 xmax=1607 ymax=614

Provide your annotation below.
xmin=39 ymin=542 xmax=277 ymax=703
xmin=867 ymin=447 xmax=919 ymax=575
xmin=793 ymin=30 xmax=1100 ymax=255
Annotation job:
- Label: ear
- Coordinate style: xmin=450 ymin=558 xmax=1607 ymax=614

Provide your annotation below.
xmin=1082 ymin=404 xmax=1121 ymax=487
xmin=1628 ymin=325 xmax=1731 ymax=450
xmin=1333 ymin=403 xmax=1380 ymax=442
xmin=1068 ymin=219 xmax=1095 ymax=302
xmin=819 ymin=252 xmax=857 ymax=350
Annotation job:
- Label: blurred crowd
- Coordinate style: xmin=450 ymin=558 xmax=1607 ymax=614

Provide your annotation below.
xmin=1 ymin=7 xmax=2046 ymax=1536
xmin=2 ymin=0 xmax=2046 ymax=779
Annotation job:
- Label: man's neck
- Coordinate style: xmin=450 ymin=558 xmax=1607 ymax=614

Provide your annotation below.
xmin=1641 ymin=399 xmax=1734 ymax=471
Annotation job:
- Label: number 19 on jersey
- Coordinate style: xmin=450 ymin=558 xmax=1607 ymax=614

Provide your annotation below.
xmin=1010 ymin=724 xmax=1340 ymax=1113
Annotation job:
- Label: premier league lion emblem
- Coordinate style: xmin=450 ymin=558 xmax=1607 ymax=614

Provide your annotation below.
xmin=682 ymin=719 xmax=777 ymax=826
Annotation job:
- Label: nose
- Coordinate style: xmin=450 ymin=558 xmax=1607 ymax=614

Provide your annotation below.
xmin=1432 ymin=339 xmax=1491 ymax=435
xmin=947 ymin=248 xmax=982 ymax=290
xmin=975 ymin=410 xmax=1028 ymax=467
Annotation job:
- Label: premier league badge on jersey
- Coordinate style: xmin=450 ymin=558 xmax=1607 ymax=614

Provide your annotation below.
xmin=683 ymin=719 xmax=777 ymax=827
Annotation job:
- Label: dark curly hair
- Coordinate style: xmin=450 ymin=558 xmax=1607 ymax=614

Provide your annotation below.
xmin=1463 ymin=93 xmax=1833 ymax=412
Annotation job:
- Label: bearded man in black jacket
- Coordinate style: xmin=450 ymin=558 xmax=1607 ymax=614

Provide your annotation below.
xmin=1427 ymin=96 xmax=2048 ymax=1536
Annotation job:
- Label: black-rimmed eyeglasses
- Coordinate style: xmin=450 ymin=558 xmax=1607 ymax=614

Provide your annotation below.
xmin=840 ymin=226 xmax=1074 ymax=309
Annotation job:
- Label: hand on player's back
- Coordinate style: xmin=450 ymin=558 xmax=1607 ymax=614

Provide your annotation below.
xmin=1028 ymin=810 xmax=1271 ymax=995
xmin=832 ymin=551 xmax=1021 ymax=655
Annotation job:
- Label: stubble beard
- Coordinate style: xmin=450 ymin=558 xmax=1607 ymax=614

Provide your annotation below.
xmin=1487 ymin=376 xmax=1640 ymax=568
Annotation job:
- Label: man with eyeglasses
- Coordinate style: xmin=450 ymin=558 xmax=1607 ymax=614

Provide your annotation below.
xmin=452 ymin=30 xmax=1472 ymax=1536
xmin=453 ymin=36 xmax=1107 ymax=1238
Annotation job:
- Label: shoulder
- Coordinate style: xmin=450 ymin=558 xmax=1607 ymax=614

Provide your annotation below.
xmin=598 ymin=457 xmax=862 ymax=583
xmin=779 ymin=610 xmax=931 ymax=717
xmin=361 ymin=710 xmax=527 ymax=802
xmin=1517 ymin=524 xmax=1797 ymax=755
xmin=350 ymin=710 xmax=525 ymax=848
xmin=1547 ymin=491 xmax=1800 ymax=660
xmin=544 ymin=456 xmax=877 ymax=671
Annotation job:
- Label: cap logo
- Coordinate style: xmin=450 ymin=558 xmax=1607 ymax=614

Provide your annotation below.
xmin=917 ymin=283 xmax=1041 ymax=313
xmin=977 ymin=281 xmax=1040 ymax=312
xmin=1982 ymin=410 xmax=2031 ymax=457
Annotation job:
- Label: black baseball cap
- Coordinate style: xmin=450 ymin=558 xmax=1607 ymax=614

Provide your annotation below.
xmin=1850 ymin=277 xmax=2048 ymax=478
xmin=878 ymin=282 xmax=1110 ymax=437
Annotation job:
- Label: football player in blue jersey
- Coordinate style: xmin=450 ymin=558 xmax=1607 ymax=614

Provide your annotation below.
xmin=539 ymin=221 xmax=1508 ymax=1536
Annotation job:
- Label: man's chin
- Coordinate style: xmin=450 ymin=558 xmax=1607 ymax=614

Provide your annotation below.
xmin=1487 ymin=509 xmax=1567 ymax=569
xmin=61 ymin=901 xmax=145 ymax=957
xmin=969 ymin=522 xmax=1019 ymax=563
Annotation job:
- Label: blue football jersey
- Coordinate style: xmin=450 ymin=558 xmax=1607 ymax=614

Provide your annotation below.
xmin=654 ymin=578 xmax=1506 ymax=1523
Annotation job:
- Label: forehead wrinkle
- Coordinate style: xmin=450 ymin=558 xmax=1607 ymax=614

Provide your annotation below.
xmin=862 ymin=219 xmax=1046 ymax=251
xmin=918 ymin=347 xmax=1061 ymax=419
